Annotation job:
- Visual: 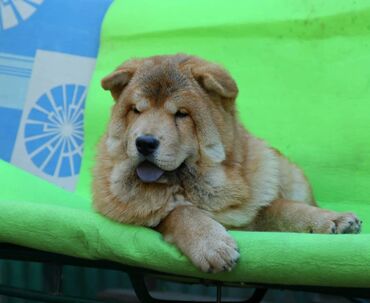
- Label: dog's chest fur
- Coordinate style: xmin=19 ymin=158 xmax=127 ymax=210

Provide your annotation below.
xmin=178 ymin=164 xmax=248 ymax=212
xmin=103 ymin=158 xmax=249 ymax=227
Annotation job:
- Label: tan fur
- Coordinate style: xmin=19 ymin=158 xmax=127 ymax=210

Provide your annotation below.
xmin=93 ymin=54 xmax=362 ymax=273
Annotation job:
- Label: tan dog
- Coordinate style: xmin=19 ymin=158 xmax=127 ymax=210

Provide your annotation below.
xmin=93 ymin=54 xmax=361 ymax=273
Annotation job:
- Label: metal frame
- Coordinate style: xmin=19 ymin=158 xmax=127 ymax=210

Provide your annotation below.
xmin=0 ymin=243 xmax=368 ymax=303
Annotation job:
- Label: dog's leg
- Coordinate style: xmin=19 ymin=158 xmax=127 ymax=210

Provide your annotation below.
xmin=252 ymin=199 xmax=362 ymax=234
xmin=157 ymin=205 xmax=240 ymax=273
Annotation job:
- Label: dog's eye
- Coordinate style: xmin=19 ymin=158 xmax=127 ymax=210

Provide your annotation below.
xmin=175 ymin=110 xmax=188 ymax=118
xmin=131 ymin=106 xmax=140 ymax=114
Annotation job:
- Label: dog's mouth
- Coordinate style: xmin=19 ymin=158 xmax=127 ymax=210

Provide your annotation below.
xmin=136 ymin=160 xmax=185 ymax=183
xmin=136 ymin=161 xmax=166 ymax=183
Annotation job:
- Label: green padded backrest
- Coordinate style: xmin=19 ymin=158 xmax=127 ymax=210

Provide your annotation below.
xmin=77 ymin=0 xmax=370 ymax=209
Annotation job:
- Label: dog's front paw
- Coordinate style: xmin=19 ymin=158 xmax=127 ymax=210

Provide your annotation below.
xmin=187 ymin=228 xmax=240 ymax=273
xmin=314 ymin=212 xmax=362 ymax=234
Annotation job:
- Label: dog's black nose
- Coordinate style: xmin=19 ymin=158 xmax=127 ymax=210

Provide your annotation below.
xmin=136 ymin=135 xmax=160 ymax=156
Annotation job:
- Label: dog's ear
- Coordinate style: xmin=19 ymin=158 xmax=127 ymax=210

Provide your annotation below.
xmin=101 ymin=60 xmax=140 ymax=101
xmin=192 ymin=62 xmax=238 ymax=110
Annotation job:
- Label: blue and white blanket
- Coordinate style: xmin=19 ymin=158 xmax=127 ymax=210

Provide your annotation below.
xmin=0 ymin=0 xmax=112 ymax=190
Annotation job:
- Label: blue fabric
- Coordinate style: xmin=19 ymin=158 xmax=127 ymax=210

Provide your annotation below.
xmin=0 ymin=0 xmax=112 ymax=190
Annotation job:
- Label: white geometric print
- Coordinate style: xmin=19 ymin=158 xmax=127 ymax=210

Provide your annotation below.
xmin=11 ymin=50 xmax=96 ymax=191
xmin=24 ymin=84 xmax=85 ymax=177
xmin=0 ymin=0 xmax=44 ymax=30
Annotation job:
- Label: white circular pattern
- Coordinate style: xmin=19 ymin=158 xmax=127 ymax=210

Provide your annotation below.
xmin=24 ymin=84 xmax=85 ymax=178
xmin=0 ymin=0 xmax=44 ymax=30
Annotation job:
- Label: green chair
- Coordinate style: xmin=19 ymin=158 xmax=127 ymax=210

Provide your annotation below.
xmin=1 ymin=1 xmax=370 ymax=302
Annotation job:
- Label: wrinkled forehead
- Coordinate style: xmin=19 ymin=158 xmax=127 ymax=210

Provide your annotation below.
xmin=132 ymin=62 xmax=194 ymax=105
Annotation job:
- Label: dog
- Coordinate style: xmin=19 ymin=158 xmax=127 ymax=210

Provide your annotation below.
xmin=93 ymin=54 xmax=362 ymax=273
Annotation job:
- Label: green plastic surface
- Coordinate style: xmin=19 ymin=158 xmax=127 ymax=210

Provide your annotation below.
xmin=1 ymin=0 xmax=370 ymax=287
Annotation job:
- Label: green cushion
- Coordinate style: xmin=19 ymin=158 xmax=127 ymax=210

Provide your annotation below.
xmin=1 ymin=0 xmax=370 ymax=287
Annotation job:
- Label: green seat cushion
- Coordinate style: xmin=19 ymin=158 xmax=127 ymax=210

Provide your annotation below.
xmin=1 ymin=0 xmax=370 ymax=288
xmin=1 ymin=160 xmax=370 ymax=287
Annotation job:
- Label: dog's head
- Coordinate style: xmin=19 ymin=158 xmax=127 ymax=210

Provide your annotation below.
xmin=101 ymin=54 xmax=238 ymax=183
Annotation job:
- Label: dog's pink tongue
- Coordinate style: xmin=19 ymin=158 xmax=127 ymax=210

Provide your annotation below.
xmin=136 ymin=161 xmax=164 ymax=183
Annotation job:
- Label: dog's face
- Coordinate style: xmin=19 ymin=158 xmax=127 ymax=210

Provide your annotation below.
xmin=101 ymin=54 xmax=238 ymax=183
